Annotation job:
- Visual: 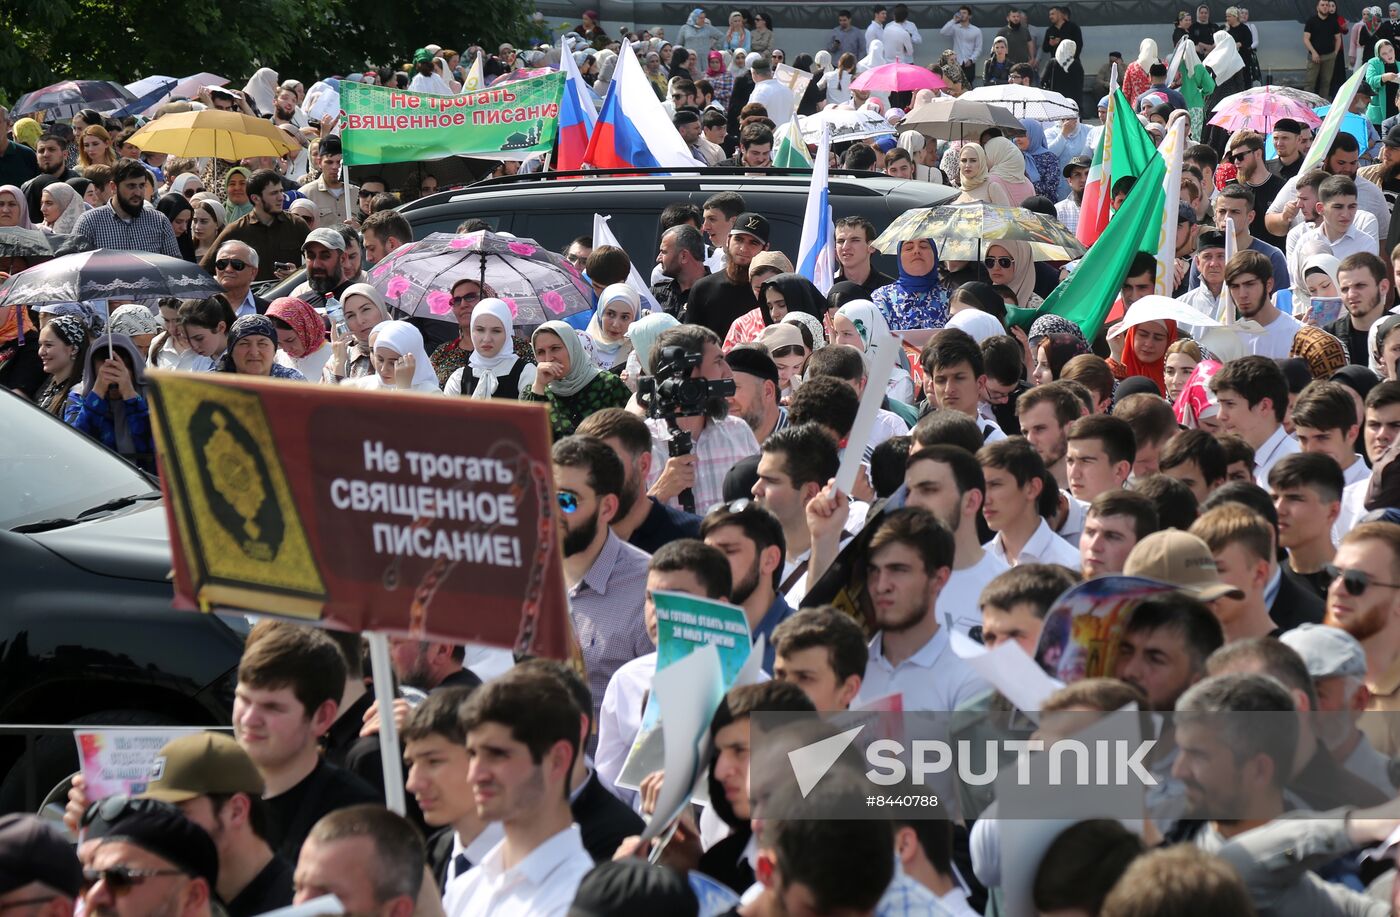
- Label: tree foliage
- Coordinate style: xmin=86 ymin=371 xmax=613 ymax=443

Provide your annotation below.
xmin=0 ymin=0 xmax=536 ymax=106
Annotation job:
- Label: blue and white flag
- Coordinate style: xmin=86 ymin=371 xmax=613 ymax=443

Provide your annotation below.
xmin=796 ymin=124 xmax=835 ymax=294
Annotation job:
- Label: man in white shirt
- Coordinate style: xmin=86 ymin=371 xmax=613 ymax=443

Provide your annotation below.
xmin=1265 ymin=132 xmax=1391 ymax=243
xmin=1055 ymin=156 xmax=1090 ymax=234
xmin=857 ymin=507 xmax=990 ymax=712
xmin=1334 ymin=381 xmax=1400 ymax=540
xmin=1065 ymin=414 xmax=1133 ymax=505
xmin=1017 ymin=379 xmax=1084 ymax=491
xmin=1209 ymin=355 xmax=1301 ymax=488
xmin=867 ymin=4 xmax=890 ymax=49
xmin=1224 ymin=249 xmax=1302 ymax=359
xmin=1181 ymin=229 xmax=1228 ymax=319
xmin=408 ymin=49 xmax=453 ymax=94
xmin=747 ymin=57 xmax=795 ymax=128
xmin=905 ymin=446 xmax=1009 ymax=638
xmin=447 ymin=670 xmax=595 ymax=917
xmin=1294 ymin=175 xmax=1381 ymax=263
xmin=941 ymin=6 xmax=983 ymax=83
xmin=977 ymin=437 xmax=1082 ymax=570
xmin=1293 ymin=381 xmax=1371 ymax=487
xmin=752 ymin=424 xmax=841 ymax=606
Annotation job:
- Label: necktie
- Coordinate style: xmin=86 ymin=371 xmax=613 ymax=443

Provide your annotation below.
xmin=452 ymin=852 xmax=471 ymax=879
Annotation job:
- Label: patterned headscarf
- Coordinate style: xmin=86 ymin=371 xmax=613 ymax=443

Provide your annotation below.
xmin=267 ymin=297 xmax=326 ymax=357
xmin=48 ymin=314 xmax=89 ymax=348
xmin=533 ymin=320 xmax=603 ymax=397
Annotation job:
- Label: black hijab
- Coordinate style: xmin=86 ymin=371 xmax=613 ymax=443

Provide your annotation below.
xmin=759 ymin=272 xmax=825 ymax=324
xmin=156 ymin=194 xmax=197 ymax=262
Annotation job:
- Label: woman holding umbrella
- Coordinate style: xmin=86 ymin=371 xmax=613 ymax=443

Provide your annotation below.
xmin=872 ymin=239 xmax=951 ymax=331
xmin=213 ymin=315 xmax=307 ymax=379
xmin=522 ymin=321 xmax=630 ymax=438
xmin=35 ymin=315 xmax=89 ymax=415
xmin=444 ymin=298 xmax=538 ymax=399
xmin=63 ymin=333 xmax=154 ymax=471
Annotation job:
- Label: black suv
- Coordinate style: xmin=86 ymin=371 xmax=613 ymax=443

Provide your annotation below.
xmin=1 ymin=395 xmax=245 ymax=812
xmin=395 ymin=167 xmax=958 ymax=266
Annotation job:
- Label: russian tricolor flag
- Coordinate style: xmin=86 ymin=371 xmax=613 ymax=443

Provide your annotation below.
xmin=583 ymin=40 xmax=698 ymax=170
xmin=797 ymin=124 xmax=835 ymax=294
xmin=557 ymin=44 xmax=597 ymax=171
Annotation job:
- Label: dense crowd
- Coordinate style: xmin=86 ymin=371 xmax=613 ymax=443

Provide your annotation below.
xmin=6 ymin=3 xmax=1400 ymax=917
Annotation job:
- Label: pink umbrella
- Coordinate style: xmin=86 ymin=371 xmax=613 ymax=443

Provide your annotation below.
xmin=851 ymin=62 xmax=947 ymax=93
xmin=1208 ymin=91 xmax=1323 ymax=133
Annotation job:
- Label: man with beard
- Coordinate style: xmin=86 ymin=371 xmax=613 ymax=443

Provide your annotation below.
xmin=1221 ymin=251 xmax=1301 ymax=359
xmin=576 ymin=408 xmax=701 ymax=555
xmin=1113 ymin=588 xmax=1224 ymax=713
xmin=644 ymin=324 xmax=758 ymax=514
xmin=995 ymin=7 xmax=1036 ymax=64
xmin=724 ymin=345 xmax=786 ymax=442
xmin=270 ymin=88 xmax=306 ymax=131
xmin=299 ymin=227 xmax=353 ymax=307
xmin=1169 ymin=673 xmax=1295 ymax=850
xmin=1331 ymin=253 xmax=1391 ymax=366
xmin=857 ymin=508 xmax=990 ymax=713
xmin=551 ymin=436 xmax=652 ymax=726
xmin=80 ymin=800 xmax=218 ymax=917
xmin=684 ymin=212 xmax=768 ymax=339
xmin=905 ymin=445 xmax=1008 ymax=639
xmin=25 ymin=132 xmax=77 ymax=188
xmin=1327 ymin=522 xmax=1400 ymax=757
xmin=702 ymin=501 xmax=793 ymax=671
xmin=72 ymin=158 xmax=181 ymax=256
xmin=1360 ymin=125 xmax=1400 ymax=213
xmin=297 ymin=137 xmax=357 ymax=229
xmin=386 ymin=640 xmax=481 ymax=696
xmin=201 ymin=170 xmax=309 ymax=282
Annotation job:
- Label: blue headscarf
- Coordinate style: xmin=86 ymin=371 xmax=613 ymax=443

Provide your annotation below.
xmin=1019 ymin=118 xmax=1049 ymax=184
xmin=895 ymin=239 xmax=941 ymax=292
xmin=872 ymin=239 xmax=950 ymax=330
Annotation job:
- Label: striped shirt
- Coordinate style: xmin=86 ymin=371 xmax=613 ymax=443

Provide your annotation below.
xmin=73 ymin=204 xmax=181 ymax=258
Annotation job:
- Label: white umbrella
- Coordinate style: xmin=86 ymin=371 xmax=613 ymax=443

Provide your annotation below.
xmin=171 ymin=73 xmax=230 ymax=99
xmin=798 ymin=108 xmax=894 ymax=144
xmin=1106 ymin=296 xmax=1223 ymax=338
xmin=963 ymin=84 xmax=1079 ymax=121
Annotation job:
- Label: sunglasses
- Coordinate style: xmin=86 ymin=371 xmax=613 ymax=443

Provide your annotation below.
xmin=450 ymin=293 xmax=482 ymax=306
xmin=1228 ymin=150 xmax=1257 ymax=162
xmin=82 ymin=795 xmax=177 ymax=830
xmin=213 ymin=258 xmax=248 ymax=271
xmin=984 ymin=256 xmax=1015 ymax=269
xmin=1327 ymin=564 xmax=1400 ymax=596
xmin=81 ymin=867 xmax=186 ymax=896
xmin=557 ymin=491 xmax=579 ymax=514
xmin=359 ymin=189 xmax=376 ymax=197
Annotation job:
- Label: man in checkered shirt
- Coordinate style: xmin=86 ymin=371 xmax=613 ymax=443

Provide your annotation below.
xmin=73 ymin=158 xmax=181 ymax=258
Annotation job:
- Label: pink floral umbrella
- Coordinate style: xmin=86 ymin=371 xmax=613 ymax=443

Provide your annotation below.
xmin=850 ymin=62 xmax=948 ymax=93
xmin=367 ymin=231 xmax=593 ymax=331
xmin=1208 ymin=92 xmax=1323 ymax=132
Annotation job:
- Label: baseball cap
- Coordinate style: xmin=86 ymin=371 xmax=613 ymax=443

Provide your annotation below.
xmin=758 ymin=321 xmax=805 ymax=353
xmin=749 ymin=250 xmax=793 ymax=274
xmin=0 ymin=815 xmax=81 ymax=897
xmin=1357 ymin=82 xmax=1375 ymax=98
xmin=1123 ymin=530 xmax=1245 ymax=602
xmin=729 ymin=212 xmax=771 ymax=245
xmin=725 ymin=344 xmax=781 ymax=389
xmin=1385 ymin=123 xmax=1400 ymax=149
xmin=140 ymin=732 xmax=265 ymax=803
xmin=82 ymin=798 xmax=219 ymax=891
xmin=1279 ymin=623 xmax=1368 ymax=680
xmin=672 ymin=109 xmax=701 ymax=127
xmin=303 ymin=227 xmax=347 ymax=252
xmin=413 ymin=48 xmax=434 ymax=64
xmin=1062 ymin=155 xmax=1091 ymax=177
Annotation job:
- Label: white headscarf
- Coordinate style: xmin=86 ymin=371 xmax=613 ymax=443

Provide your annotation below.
xmin=1205 ymin=29 xmax=1245 ymax=83
xmin=1056 ymin=39 xmax=1077 ymax=71
xmin=1136 ymin=39 xmax=1159 ymax=73
xmin=585 ymin=284 xmax=639 ymax=368
xmin=814 ymin=50 xmax=833 ymax=72
xmin=242 ymin=67 xmax=279 ymax=115
xmin=467 ymin=298 xmax=520 ymax=398
xmin=370 ymin=320 xmax=440 ymax=391
xmin=859 ymin=39 xmax=889 ymax=72
xmin=835 ymin=300 xmax=892 ymax=361
xmin=41 ymin=182 xmax=84 ymax=235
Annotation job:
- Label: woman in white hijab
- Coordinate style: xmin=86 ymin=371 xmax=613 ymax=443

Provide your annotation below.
xmin=1205 ymin=27 xmax=1247 ymax=96
xmin=444 ymin=298 xmax=537 ymax=398
xmin=351 ymin=320 xmax=442 ymax=393
xmin=1123 ymin=39 xmax=1158 ymax=107
xmin=585 ymin=284 xmax=639 ymax=370
xmin=594 ymin=50 xmax=619 ymax=100
xmin=241 ymin=67 xmax=279 ymax=116
xmin=897 ymin=132 xmax=945 ymax=183
xmin=831 ymin=299 xmax=916 ymax=403
xmin=858 ymin=39 xmax=890 ymax=73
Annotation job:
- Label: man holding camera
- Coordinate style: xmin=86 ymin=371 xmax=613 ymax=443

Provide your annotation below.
xmin=642 ymin=325 xmax=760 ymax=514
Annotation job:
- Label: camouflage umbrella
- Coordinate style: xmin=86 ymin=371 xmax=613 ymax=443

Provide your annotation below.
xmin=872 ymin=202 xmax=1086 ymax=263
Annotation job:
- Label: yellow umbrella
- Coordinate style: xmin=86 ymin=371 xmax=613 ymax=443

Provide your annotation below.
xmin=126 ymin=110 xmax=299 ymax=159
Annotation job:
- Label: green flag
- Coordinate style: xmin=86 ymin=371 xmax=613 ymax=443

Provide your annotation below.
xmin=773 ymin=117 xmax=813 ymax=169
xmin=1010 ymin=153 xmax=1168 ymax=341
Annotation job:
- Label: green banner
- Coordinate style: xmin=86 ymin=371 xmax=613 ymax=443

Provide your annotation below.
xmin=340 ymin=73 xmax=564 ymax=166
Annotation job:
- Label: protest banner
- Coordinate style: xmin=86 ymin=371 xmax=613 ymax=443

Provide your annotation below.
xmin=75 ymin=728 xmax=198 ymax=800
xmin=340 ymin=73 xmax=564 ymax=166
xmin=145 ymin=371 xmax=571 ymax=661
xmin=1034 ymin=576 xmax=1178 ymax=683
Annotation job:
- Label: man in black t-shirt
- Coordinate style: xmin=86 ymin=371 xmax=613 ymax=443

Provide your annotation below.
xmin=1333 ymin=252 xmax=1393 ymax=366
xmin=685 ymin=212 xmax=770 ymax=338
xmin=234 ymin=622 xmax=379 ymax=863
xmin=1304 ymin=0 xmax=1343 ymax=96
xmin=1226 ymin=131 xmax=1287 ymax=249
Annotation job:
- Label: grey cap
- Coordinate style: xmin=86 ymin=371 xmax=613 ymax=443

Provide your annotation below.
xmin=303 ymin=226 xmax=347 ymax=251
xmin=1279 ymin=623 xmax=1368 ymax=680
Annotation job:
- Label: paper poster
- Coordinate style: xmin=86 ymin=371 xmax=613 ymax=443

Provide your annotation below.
xmin=951 ymin=627 xmax=1063 ymax=718
xmin=774 ymin=64 xmax=812 ymax=103
xmin=1034 ymin=576 xmax=1178 ymax=683
xmin=639 ymin=644 xmax=725 ymax=843
xmin=75 ymin=729 xmax=196 ymax=800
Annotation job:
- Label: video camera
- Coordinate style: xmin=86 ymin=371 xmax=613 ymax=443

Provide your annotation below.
xmin=637 ymin=345 xmax=736 ymax=513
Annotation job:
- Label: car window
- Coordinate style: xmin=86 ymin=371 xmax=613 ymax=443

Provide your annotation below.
xmin=513 ymin=211 xmax=663 ymax=262
xmin=410 ymin=211 xmax=510 ymax=238
xmin=3 ymin=397 xmax=155 ymax=530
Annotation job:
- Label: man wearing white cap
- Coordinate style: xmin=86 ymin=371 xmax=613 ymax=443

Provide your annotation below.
xmin=1281 ymin=623 xmax=1399 ymax=795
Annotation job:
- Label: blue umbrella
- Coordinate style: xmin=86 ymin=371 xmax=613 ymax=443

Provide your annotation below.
xmin=115 ymin=79 xmax=179 ymax=118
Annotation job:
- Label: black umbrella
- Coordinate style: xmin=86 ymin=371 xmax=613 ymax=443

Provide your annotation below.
xmin=10 ymin=80 xmax=136 ymax=120
xmin=0 ymin=249 xmax=220 ymax=307
xmin=0 ymin=228 xmax=93 ymax=260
